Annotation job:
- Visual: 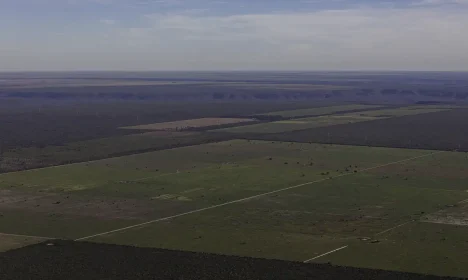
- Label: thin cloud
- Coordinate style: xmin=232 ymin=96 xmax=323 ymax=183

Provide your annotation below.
xmin=2 ymin=2 xmax=468 ymax=70
xmin=412 ymin=0 xmax=468 ymax=6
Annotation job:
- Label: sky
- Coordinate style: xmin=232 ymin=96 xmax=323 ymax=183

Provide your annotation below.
xmin=1 ymin=0 xmax=468 ymax=71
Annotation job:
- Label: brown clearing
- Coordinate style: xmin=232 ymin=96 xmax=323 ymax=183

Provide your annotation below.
xmin=422 ymin=200 xmax=468 ymax=226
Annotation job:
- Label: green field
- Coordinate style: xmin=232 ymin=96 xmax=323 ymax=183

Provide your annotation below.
xmin=323 ymin=222 xmax=468 ymax=278
xmin=258 ymin=104 xmax=382 ymax=118
xmin=216 ymin=106 xmax=450 ymax=134
xmin=0 ymin=131 xmax=216 ymax=172
xmin=357 ymin=105 xmax=453 ymax=117
xmin=1 ymin=139 xmax=468 ymax=277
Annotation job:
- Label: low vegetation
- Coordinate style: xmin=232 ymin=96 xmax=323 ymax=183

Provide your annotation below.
xmin=1 ymin=140 xmax=468 ymax=277
xmin=215 ymin=105 xmax=450 ymax=134
xmin=122 ymin=118 xmax=257 ymax=131
xmin=248 ymin=109 xmax=468 ymax=152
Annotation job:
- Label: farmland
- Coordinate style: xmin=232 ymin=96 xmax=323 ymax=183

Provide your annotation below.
xmin=0 ymin=131 xmax=228 ymax=172
xmin=216 ymin=105 xmax=450 ymax=134
xmin=0 ymin=100 xmax=322 ymax=149
xmin=249 ymin=108 xmax=468 ymax=152
xmin=1 ymin=71 xmax=468 ymax=278
xmin=257 ymin=104 xmax=382 ymax=118
xmin=1 ymin=139 xmax=468 ymax=277
xmin=122 ymin=118 xmax=257 ymax=131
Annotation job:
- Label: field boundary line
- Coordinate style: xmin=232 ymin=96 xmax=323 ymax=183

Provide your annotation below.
xmin=356 ymin=151 xmax=444 ymax=173
xmin=303 ymin=246 xmax=349 ymax=263
xmin=76 ymin=150 xmax=443 ymax=241
xmin=0 ymin=232 xmax=53 ymax=240
xmin=375 ymin=221 xmax=412 ymax=236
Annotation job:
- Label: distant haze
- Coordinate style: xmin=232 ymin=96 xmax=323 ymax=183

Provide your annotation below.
xmin=2 ymin=0 xmax=468 ymax=71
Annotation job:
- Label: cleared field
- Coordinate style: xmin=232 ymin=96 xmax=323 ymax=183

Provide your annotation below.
xmin=86 ymin=148 xmax=468 ymax=277
xmin=217 ymin=114 xmax=380 ymax=134
xmin=216 ymin=105 xmax=450 ymax=134
xmin=0 ymin=141 xmax=428 ymax=237
xmin=255 ymin=108 xmax=468 ymax=152
xmin=1 ymin=140 xmax=467 ymax=277
xmin=357 ymin=105 xmax=452 ymax=117
xmin=122 ymin=118 xmax=256 ymax=131
xmin=258 ymin=104 xmax=382 ymax=118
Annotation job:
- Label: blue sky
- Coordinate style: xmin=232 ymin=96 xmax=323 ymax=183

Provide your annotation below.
xmin=1 ymin=0 xmax=468 ymax=71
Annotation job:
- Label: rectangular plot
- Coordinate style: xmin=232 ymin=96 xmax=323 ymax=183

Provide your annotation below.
xmin=84 ymin=147 xmax=467 ymax=265
xmin=258 ymin=109 xmax=468 ymax=152
xmin=86 ymin=168 xmax=466 ymax=260
xmin=357 ymin=106 xmax=450 ymax=118
xmin=216 ymin=106 xmax=449 ymax=134
xmin=0 ymin=141 xmax=445 ymax=246
xmin=0 ymin=141 xmax=428 ymax=194
xmin=122 ymin=118 xmax=256 ymax=131
xmin=261 ymin=105 xmax=382 ymax=118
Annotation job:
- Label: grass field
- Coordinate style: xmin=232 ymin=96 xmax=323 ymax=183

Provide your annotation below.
xmin=322 ymin=222 xmax=468 ymax=278
xmin=356 ymin=105 xmax=453 ymax=117
xmin=258 ymin=104 xmax=382 ymax=118
xmin=1 ymin=140 xmax=468 ymax=277
xmin=0 ymin=131 xmax=225 ymax=172
xmin=216 ymin=106 xmax=450 ymax=134
xmin=255 ymin=108 xmax=468 ymax=152
xmin=122 ymin=118 xmax=256 ymax=131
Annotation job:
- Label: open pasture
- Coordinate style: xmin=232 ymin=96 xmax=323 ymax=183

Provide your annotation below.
xmin=255 ymin=108 xmax=468 ymax=152
xmin=257 ymin=104 xmax=381 ymax=118
xmin=1 ymin=140 xmax=468 ymax=278
xmin=122 ymin=118 xmax=256 ymax=131
xmin=216 ymin=105 xmax=450 ymax=134
xmin=0 ymin=131 xmax=220 ymax=172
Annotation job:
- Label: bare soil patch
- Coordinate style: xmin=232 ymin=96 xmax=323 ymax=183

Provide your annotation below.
xmin=422 ymin=200 xmax=468 ymax=226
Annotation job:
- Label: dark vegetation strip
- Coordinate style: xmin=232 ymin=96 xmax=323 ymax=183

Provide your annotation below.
xmin=0 ymin=100 xmax=329 ymax=149
xmin=0 ymin=102 xmax=390 ymax=173
xmin=249 ymin=105 xmax=397 ymax=121
xmin=241 ymin=109 xmax=468 ymax=152
xmin=0 ymin=133 xmax=233 ymax=174
xmin=0 ymin=240 xmax=460 ymax=280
